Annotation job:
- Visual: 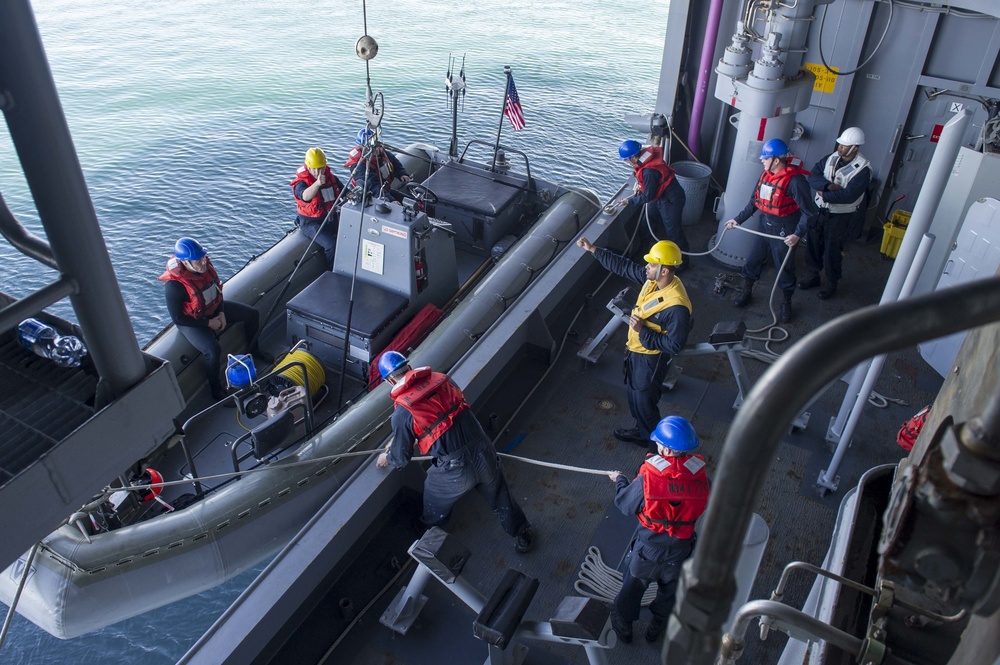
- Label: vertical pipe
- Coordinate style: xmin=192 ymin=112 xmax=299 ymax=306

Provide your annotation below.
xmin=0 ymin=0 xmax=147 ymax=396
xmin=818 ymin=233 xmax=936 ymax=490
xmin=688 ymin=0 xmax=726 ymax=159
xmin=827 ymin=110 xmax=972 ymax=441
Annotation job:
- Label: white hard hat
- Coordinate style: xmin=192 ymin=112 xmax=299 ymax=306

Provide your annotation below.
xmin=836 ymin=127 xmax=865 ymax=146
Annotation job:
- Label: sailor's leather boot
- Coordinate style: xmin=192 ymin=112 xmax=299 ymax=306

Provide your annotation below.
xmin=733 ymin=279 xmax=754 ymax=308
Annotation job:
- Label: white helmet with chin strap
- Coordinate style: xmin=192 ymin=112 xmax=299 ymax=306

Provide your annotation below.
xmin=836 ymin=127 xmax=865 ymax=147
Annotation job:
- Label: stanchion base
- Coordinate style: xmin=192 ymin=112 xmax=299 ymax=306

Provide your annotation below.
xmin=816 ymin=469 xmax=840 ymax=495
xmin=380 ymin=587 xmax=428 ymax=635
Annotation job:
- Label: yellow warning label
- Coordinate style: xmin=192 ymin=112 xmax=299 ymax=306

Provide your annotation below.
xmin=804 ymin=62 xmax=837 ymax=94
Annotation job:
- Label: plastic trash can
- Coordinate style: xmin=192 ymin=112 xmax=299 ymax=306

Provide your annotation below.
xmin=672 ymin=161 xmax=712 ymax=225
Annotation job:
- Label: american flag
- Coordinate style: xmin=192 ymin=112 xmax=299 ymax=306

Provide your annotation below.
xmin=504 ymin=75 xmax=525 ymax=131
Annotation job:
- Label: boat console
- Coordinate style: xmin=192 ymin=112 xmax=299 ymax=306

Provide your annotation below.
xmin=286 ymin=194 xmax=459 ymax=379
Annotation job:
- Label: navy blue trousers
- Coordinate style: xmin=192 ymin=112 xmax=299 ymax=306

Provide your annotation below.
xmin=805 ymin=211 xmax=850 ymax=285
xmin=741 ymin=229 xmax=797 ymax=296
xmin=298 ymin=215 xmax=338 ymax=269
xmin=176 ymin=300 xmax=259 ymax=398
xmin=645 ymin=179 xmax=689 ymax=253
xmin=624 ymin=351 xmax=670 ymax=442
xmin=423 ymin=439 xmax=528 ymax=538
xmin=614 ymin=536 xmax=695 ymax=623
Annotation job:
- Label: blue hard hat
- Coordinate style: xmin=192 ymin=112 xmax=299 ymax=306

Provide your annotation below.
xmin=356 ymin=128 xmax=374 ymax=145
xmin=650 ymin=416 xmax=699 ymax=452
xmin=174 ymin=237 xmax=207 ymax=261
xmin=378 ymin=350 xmax=409 ymax=380
xmin=618 ymin=140 xmax=641 ymax=160
xmin=760 ymin=138 xmax=790 ymax=160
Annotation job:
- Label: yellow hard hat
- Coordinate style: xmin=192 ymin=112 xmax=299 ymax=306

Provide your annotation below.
xmin=304 ymin=147 xmax=327 ymax=169
xmin=643 ymin=240 xmax=683 ymax=266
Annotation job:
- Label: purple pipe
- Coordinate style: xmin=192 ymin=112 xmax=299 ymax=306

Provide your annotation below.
xmin=688 ymin=0 xmax=725 ymax=160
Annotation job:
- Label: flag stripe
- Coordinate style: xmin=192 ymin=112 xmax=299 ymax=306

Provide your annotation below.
xmin=504 ymin=75 xmax=525 ymax=131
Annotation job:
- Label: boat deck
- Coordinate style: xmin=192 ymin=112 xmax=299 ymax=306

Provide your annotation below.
xmin=184 ymin=214 xmax=942 ymax=665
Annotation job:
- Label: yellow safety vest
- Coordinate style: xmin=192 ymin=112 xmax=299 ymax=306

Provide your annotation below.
xmin=626 ymin=278 xmax=692 ymax=354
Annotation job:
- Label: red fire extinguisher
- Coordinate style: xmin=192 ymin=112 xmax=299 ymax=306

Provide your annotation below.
xmin=414 ymin=255 xmax=427 ymax=291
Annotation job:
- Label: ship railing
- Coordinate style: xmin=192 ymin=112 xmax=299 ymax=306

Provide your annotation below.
xmin=667 ymin=276 xmax=1000 ymax=665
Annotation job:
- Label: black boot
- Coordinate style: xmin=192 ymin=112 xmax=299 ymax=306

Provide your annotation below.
xmin=779 ymin=293 xmax=793 ymax=322
xmin=818 ymin=281 xmax=838 ymax=300
xmin=798 ymin=274 xmax=820 ymax=290
xmin=733 ymin=279 xmax=754 ymax=308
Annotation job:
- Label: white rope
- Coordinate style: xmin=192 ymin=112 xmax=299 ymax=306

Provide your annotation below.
xmin=573 ymin=546 xmax=657 ymax=607
xmin=498 ymin=453 xmax=614 ymax=476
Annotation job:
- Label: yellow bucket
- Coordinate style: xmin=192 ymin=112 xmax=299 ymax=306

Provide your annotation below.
xmin=274 ymin=349 xmax=325 ymax=397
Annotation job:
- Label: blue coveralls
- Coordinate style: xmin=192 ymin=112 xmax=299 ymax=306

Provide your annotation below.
xmin=629 ymin=169 xmax=689 ymax=254
xmin=593 ymin=249 xmax=693 ymax=442
xmin=805 ymin=155 xmax=872 ymax=285
xmin=732 ymin=174 xmax=820 ymax=295
xmin=387 ymin=388 xmax=529 ymax=537
xmin=611 ymin=469 xmax=700 ymax=624
xmin=293 ymin=175 xmax=345 ymax=269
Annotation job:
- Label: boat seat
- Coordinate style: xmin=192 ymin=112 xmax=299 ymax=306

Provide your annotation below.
xmin=286 ymin=271 xmax=410 ymax=376
xmin=421 ymin=162 xmax=522 ymax=217
xmin=288 ymin=271 xmax=409 ymax=337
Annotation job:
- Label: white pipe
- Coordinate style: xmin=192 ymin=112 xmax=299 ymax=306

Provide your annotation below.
xmin=827 ymin=109 xmax=972 ymax=443
xmin=819 ymin=233 xmax=936 ymax=490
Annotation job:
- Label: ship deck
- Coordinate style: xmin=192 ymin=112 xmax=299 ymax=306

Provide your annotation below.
xmin=183 ymin=214 xmax=942 ymax=665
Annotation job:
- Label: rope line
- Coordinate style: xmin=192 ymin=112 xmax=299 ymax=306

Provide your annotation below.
xmin=86 ymin=446 xmax=620 ymax=502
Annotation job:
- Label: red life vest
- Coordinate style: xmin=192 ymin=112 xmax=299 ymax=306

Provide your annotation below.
xmin=632 ymin=146 xmax=676 ymax=200
xmin=158 ymin=257 xmax=223 ymax=319
xmin=390 ymin=367 xmax=470 ymax=455
xmin=897 ymin=405 xmax=931 ymax=451
xmin=753 ymin=157 xmax=810 ymax=218
xmin=344 ymin=145 xmax=395 ymax=187
xmin=289 ymin=165 xmax=342 ymax=219
xmin=636 ymin=453 xmax=710 ymax=538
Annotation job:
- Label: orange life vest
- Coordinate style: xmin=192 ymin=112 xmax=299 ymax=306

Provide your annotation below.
xmin=158 ymin=257 xmax=223 ymax=319
xmin=289 ymin=165 xmax=342 ymax=219
xmin=753 ymin=157 xmax=810 ymax=218
xmin=632 ymin=146 xmax=676 ymax=200
xmin=344 ymin=145 xmax=395 ymax=188
xmin=390 ymin=367 xmax=470 ymax=455
xmin=636 ymin=453 xmax=710 ymax=538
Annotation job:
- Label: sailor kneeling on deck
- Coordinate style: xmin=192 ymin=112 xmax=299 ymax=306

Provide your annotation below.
xmin=577 ymin=238 xmax=693 ymax=449
xmin=159 ymin=237 xmax=259 ymax=402
xmin=375 ymin=352 xmax=534 ymax=554
xmin=606 ymin=416 xmax=710 ymax=644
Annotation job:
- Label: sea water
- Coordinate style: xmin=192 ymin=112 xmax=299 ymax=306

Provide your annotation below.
xmin=0 ymin=1 xmax=663 ymax=662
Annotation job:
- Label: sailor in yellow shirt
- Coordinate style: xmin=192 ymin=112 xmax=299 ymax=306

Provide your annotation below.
xmin=577 ymin=238 xmax=693 ymax=450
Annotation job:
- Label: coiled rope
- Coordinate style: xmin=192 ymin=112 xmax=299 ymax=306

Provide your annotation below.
xmin=574 ymin=545 xmax=657 ymax=606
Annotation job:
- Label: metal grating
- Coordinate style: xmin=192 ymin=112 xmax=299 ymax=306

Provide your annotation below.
xmin=0 ymin=333 xmax=97 ymax=483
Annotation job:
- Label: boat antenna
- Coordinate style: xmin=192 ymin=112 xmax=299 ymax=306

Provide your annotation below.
xmin=491 ymin=66 xmax=512 ymax=172
xmin=445 ymin=54 xmax=467 ymax=159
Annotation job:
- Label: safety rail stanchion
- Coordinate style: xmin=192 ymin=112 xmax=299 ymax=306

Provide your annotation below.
xmin=0 ymin=542 xmax=40 ymax=651
xmin=817 ymin=232 xmax=936 ymax=493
